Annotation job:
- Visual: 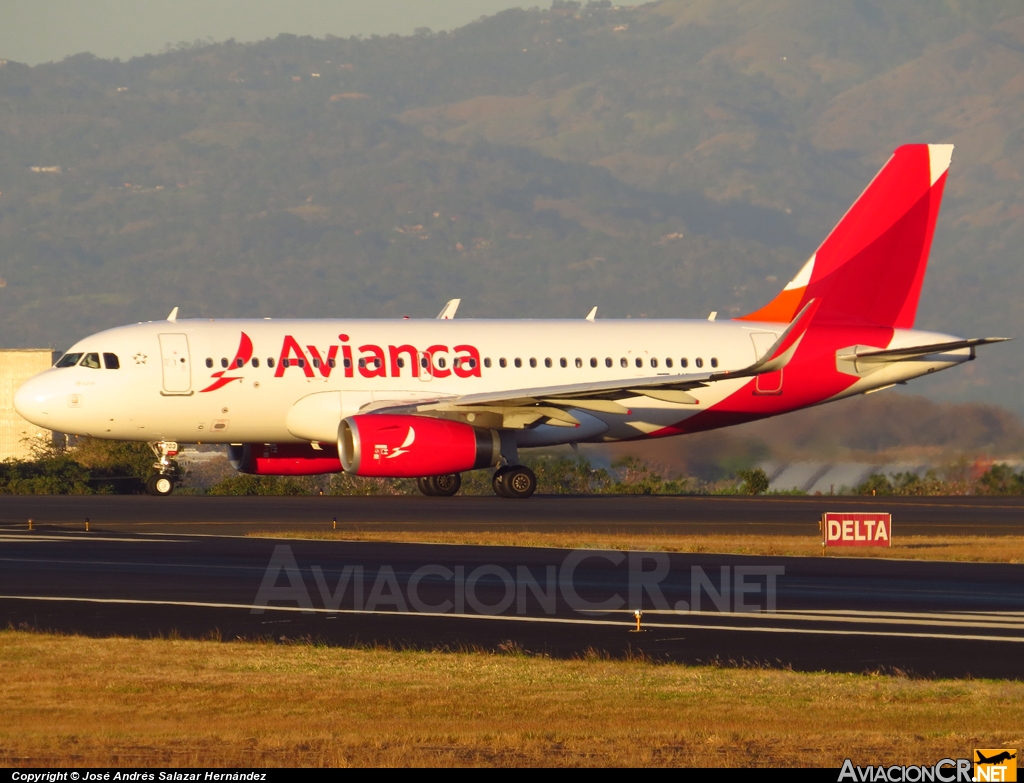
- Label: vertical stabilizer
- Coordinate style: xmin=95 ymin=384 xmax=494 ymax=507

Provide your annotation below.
xmin=738 ymin=144 xmax=952 ymax=328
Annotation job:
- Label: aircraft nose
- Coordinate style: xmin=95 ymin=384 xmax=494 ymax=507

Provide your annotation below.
xmin=13 ymin=371 xmax=62 ymax=428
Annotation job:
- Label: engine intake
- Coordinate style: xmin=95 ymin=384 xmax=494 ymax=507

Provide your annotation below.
xmin=338 ymin=414 xmax=499 ymax=477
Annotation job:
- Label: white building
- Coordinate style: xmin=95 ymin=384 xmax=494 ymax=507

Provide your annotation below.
xmin=0 ymin=350 xmax=56 ymax=461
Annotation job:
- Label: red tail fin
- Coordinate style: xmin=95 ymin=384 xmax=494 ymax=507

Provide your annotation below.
xmin=738 ymin=144 xmax=952 ymax=328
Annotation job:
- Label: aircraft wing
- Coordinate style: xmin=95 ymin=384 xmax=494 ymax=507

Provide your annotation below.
xmin=372 ymin=300 xmax=819 ymax=423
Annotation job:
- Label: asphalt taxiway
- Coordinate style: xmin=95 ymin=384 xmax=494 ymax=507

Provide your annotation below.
xmin=1 ymin=496 xmax=1022 ymax=678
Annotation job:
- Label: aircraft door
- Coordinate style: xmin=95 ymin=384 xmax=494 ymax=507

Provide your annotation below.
xmin=159 ymin=333 xmax=193 ymax=394
xmin=750 ymin=332 xmax=783 ymax=395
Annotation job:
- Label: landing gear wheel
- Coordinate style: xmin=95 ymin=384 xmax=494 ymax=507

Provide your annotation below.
xmin=494 ymin=465 xmax=536 ymax=499
xmin=146 ymin=474 xmax=175 ymax=497
xmin=430 ymin=473 xmax=461 ymax=497
xmin=504 ymin=466 xmax=537 ymax=499
xmin=492 ymin=466 xmax=513 ymax=498
xmin=418 ymin=474 xmax=461 ymax=497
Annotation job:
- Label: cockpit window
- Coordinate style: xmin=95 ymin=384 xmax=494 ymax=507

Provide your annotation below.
xmin=103 ymin=353 xmax=120 ymax=370
xmin=55 ymin=352 xmax=83 ymax=368
xmin=81 ymin=353 xmax=101 ymax=369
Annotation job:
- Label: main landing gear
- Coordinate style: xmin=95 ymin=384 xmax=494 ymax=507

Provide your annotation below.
xmin=417 ymin=473 xmax=462 ymax=497
xmin=146 ymin=441 xmax=180 ymax=497
xmin=414 ymin=466 xmax=537 ymax=498
xmin=492 ymin=465 xmax=537 ymax=499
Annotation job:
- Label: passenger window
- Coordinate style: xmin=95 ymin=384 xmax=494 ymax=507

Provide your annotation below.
xmin=313 ymin=358 xmax=321 ymax=368
xmin=267 ymin=358 xmax=275 ymax=368
xmin=437 ymin=357 xmax=446 ymax=369
xmin=560 ymin=358 xmax=567 ymax=368
xmin=500 ymin=358 xmax=508 ymax=368
xmin=103 ymin=353 xmax=120 ymax=370
xmin=605 ymin=358 xmax=612 ymax=368
xmin=328 ymin=358 xmax=336 ymax=368
xmin=420 ymin=357 xmax=428 ymax=369
xmin=651 ymin=358 xmax=658 ymax=368
xmin=681 ymin=358 xmax=688 ymax=368
xmin=530 ymin=358 xmax=537 ymax=368
xmin=590 ymin=358 xmax=597 ymax=368
xmin=635 ymin=358 xmax=643 ymax=368
xmin=55 ymin=353 xmax=83 ymax=368
xmin=221 ymin=358 xmax=228 ymax=369
xmin=544 ymin=358 xmax=552 ymax=368
xmin=205 ymin=358 xmax=213 ymax=368
xmin=358 ymin=359 xmax=365 ymax=369
xmin=695 ymin=358 xmax=704 ymax=368
xmin=711 ymin=357 xmax=719 ymax=368
xmin=575 ymin=358 xmax=582 ymax=368
xmin=467 ymin=358 xmax=476 ymax=369
xmin=620 ymin=358 xmax=628 ymax=368
xmin=283 ymin=359 xmax=291 ymax=368
xmin=236 ymin=358 xmax=244 ymax=368
xmin=514 ymin=358 xmax=522 ymax=368
xmin=666 ymin=358 xmax=673 ymax=368
xmin=397 ymin=357 xmax=405 ymax=368
xmin=252 ymin=358 xmax=260 ymax=368
xmin=484 ymin=358 xmax=492 ymax=368
xmin=298 ymin=359 xmax=306 ymax=368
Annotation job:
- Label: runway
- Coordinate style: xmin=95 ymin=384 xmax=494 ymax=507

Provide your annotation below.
xmin=2 ymin=503 xmax=1023 ymax=678
xmin=2 ymin=493 xmax=1024 ymax=536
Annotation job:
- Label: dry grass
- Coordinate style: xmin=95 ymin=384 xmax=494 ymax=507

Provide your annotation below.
xmin=250 ymin=531 xmax=1024 ymax=563
xmin=0 ymin=631 xmax=1021 ymax=767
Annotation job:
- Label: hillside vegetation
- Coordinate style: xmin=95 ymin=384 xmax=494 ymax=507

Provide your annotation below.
xmin=0 ymin=0 xmax=1021 ymax=412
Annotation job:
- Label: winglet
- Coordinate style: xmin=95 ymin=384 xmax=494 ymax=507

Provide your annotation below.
xmin=585 ymin=306 xmax=597 ymax=321
xmin=167 ymin=307 xmax=179 ymax=323
xmin=715 ymin=299 xmax=820 ymax=381
xmin=436 ymin=299 xmax=461 ymax=320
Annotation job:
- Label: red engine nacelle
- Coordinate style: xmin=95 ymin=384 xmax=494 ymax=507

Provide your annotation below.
xmin=338 ymin=414 xmax=499 ymax=477
xmin=228 ymin=443 xmax=342 ymax=476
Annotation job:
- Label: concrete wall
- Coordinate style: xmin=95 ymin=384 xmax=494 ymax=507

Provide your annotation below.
xmin=0 ymin=350 xmax=55 ymax=461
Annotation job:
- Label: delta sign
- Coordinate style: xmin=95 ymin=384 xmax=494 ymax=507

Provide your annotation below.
xmin=822 ymin=512 xmax=892 ymax=548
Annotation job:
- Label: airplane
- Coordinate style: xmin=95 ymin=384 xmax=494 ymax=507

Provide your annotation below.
xmin=13 ymin=143 xmax=1009 ymax=498
xmin=976 ymin=752 xmax=1016 ymax=765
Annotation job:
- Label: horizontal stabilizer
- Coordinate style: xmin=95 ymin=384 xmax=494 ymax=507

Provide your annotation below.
xmin=853 ymin=337 xmax=1011 ymax=363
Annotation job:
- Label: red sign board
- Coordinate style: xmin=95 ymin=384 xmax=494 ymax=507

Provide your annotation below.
xmin=822 ymin=512 xmax=892 ymax=547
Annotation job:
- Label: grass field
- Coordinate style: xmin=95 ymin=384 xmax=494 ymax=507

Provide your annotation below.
xmin=1 ymin=631 xmax=1021 ymax=768
xmin=251 ymin=531 xmax=1024 ymax=563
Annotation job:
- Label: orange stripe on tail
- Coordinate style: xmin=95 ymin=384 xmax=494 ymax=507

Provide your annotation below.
xmin=737 ymin=144 xmax=952 ymax=329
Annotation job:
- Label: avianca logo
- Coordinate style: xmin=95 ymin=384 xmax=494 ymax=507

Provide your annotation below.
xmin=374 ymin=427 xmax=415 ymax=461
xmin=199 ymin=332 xmax=483 ymax=393
xmin=200 ymin=332 xmax=253 ymax=393
xmin=275 ymin=333 xmax=482 ymax=380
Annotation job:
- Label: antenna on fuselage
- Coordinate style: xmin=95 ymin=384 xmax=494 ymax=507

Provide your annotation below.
xmin=167 ymin=307 xmax=179 ymax=322
xmin=436 ymin=299 xmax=460 ymax=319
xmin=585 ymin=306 xmax=597 ymax=321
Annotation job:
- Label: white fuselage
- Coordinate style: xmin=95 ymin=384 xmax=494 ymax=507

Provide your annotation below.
xmin=14 ymin=317 xmax=968 ymax=449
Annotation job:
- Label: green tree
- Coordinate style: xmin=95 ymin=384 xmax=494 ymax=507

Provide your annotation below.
xmin=737 ymin=467 xmax=770 ymax=495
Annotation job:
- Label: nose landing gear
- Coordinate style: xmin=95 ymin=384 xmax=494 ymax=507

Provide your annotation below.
xmin=146 ymin=441 xmax=180 ymax=497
